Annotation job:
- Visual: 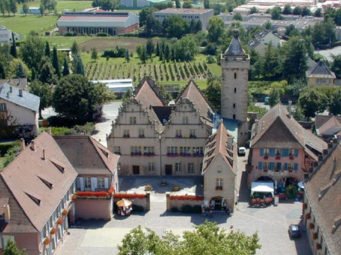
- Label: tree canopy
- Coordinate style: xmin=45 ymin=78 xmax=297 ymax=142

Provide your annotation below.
xmin=118 ymin=221 xmax=261 ymax=255
xmin=52 ymin=74 xmax=113 ymax=123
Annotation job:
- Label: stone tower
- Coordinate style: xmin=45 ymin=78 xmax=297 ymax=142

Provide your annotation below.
xmin=221 ymin=30 xmax=250 ymax=146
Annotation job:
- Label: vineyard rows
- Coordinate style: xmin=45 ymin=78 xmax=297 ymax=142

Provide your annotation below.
xmin=85 ymin=62 xmax=211 ymax=82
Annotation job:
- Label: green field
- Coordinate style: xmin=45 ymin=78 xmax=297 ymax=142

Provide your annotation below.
xmin=0 ymin=15 xmax=58 ymax=36
xmin=16 ymin=0 xmax=93 ymax=13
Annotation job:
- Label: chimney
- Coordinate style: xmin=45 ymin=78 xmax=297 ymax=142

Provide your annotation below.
xmin=18 ymin=89 xmax=23 ymax=97
xmin=20 ymin=138 xmax=25 ymax=151
xmin=42 ymin=149 xmax=46 ymax=160
xmin=4 ymin=204 xmax=11 ymax=222
xmin=30 ymin=141 xmax=35 ymax=151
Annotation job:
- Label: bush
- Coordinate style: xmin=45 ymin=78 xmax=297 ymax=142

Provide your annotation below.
xmin=206 ymin=55 xmax=216 ymax=64
xmin=96 ymin=33 xmax=108 ymax=37
xmin=2 ymin=143 xmax=20 ymax=168
xmin=0 ymin=142 xmax=18 ymax=156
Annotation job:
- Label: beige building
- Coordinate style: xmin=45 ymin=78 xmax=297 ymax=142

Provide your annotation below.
xmin=107 ymin=78 xmax=213 ymax=176
xmin=304 ymin=143 xmax=341 ymax=255
xmin=153 ymin=8 xmax=214 ymax=30
xmin=202 ymin=123 xmax=238 ymax=212
xmin=0 ymin=83 xmax=40 ymax=138
xmin=306 ymin=60 xmax=336 ymax=87
xmin=221 ymin=30 xmax=250 ymax=146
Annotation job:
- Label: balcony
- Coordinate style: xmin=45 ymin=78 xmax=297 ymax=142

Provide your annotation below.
xmin=312 ymin=232 xmax=318 ymax=240
xmin=123 ymin=134 xmax=130 ymax=138
xmin=143 ymin=152 xmax=155 ymax=156
xmin=316 ymin=243 xmax=322 ymax=250
xmin=138 ymin=134 xmax=145 ymax=138
xmin=167 ymin=153 xmax=178 ymax=157
xmin=275 ymin=154 xmax=281 ymax=160
xmin=309 ymin=223 xmax=315 ymax=229
xmin=189 ymin=134 xmax=197 ymax=138
xmin=263 ymin=154 xmax=268 ymax=160
xmin=215 ymin=186 xmax=223 ymax=191
xmin=180 ymin=153 xmax=191 ymax=157
xmin=175 ymin=135 xmax=182 ymax=138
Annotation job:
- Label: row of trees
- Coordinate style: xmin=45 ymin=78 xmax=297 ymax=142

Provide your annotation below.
xmin=0 ymin=0 xmax=56 ymax=16
xmin=140 ymin=8 xmax=202 ymax=38
xmin=136 ymin=36 xmax=198 ymax=63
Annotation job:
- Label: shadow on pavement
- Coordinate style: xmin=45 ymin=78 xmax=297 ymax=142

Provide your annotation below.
xmin=294 ymin=218 xmax=313 ymax=255
xmin=72 ymin=219 xmax=108 ymax=229
xmin=238 ymin=170 xmax=250 ymax=203
xmin=159 ymin=211 xmax=229 ymax=225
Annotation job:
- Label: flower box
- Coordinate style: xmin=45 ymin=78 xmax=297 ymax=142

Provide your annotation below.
xmin=72 ymin=194 xmax=77 ymax=201
xmin=309 ymin=223 xmax=315 ymax=229
xmin=289 ymin=154 xmax=294 ymax=160
xmin=57 ymin=217 xmax=63 ymax=225
xmin=62 ymin=209 xmax=68 ymax=216
xmin=275 ymin=155 xmax=281 ymax=160
xmin=313 ymin=232 xmax=318 ymax=240
xmin=305 ymin=212 xmax=311 ymax=220
xmin=43 ymin=237 xmax=50 ymax=246
xmin=76 ymin=191 xmax=111 ymax=198
xmin=264 ymin=155 xmax=268 ymax=160
xmin=114 ymin=193 xmax=146 ymax=199
xmin=316 ymin=243 xmax=322 ymax=250
xmin=50 ymin=228 xmax=56 ymax=235
xmin=169 ymin=195 xmax=204 ymax=201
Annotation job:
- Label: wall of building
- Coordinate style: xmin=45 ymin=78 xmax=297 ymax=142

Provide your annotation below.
xmin=307 ymin=77 xmax=335 ymax=87
xmin=75 ymin=198 xmax=113 ymax=220
xmin=248 ymin=147 xmax=306 ymax=187
xmin=203 ymin=155 xmax=236 ymax=212
xmin=0 ymin=99 xmax=38 ymax=135
xmin=221 ymin=57 xmax=250 ymax=123
xmin=166 ymin=193 xmax=203 ymax=212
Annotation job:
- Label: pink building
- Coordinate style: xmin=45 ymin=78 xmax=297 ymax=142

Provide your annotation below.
xmin=248 ymin=104 xmax=328 ymax=189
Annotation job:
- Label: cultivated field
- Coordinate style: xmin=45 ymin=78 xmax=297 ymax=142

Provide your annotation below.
xmin=86 ymin=61 xmax=211 ymax=83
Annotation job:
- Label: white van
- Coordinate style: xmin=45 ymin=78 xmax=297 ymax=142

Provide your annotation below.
xmin=238 ymin=147 xmax=246 ymax=156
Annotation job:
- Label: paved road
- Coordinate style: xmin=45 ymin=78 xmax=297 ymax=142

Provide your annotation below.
xmin=92 ymin=101 xmax=121 ymax=147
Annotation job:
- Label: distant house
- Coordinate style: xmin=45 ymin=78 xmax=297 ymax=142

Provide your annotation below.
xmin=304 ymin=143 xmax=341 ymax=255
xmin=57 ymin=11 xmax=139 ymax=36
xmin=315 ymin=115 xmax=341 ymax=140
xmin=0 ymin=83 xmax=40 ymax=138
xmin=28 ymin=7 xmax=41 ymax=15
xmin=0 ymin=26 xmax=20 ymax=45
xmin=55 ymin=136 xmax=120 ymax=221
xmin=202 ymin=122 xmax=238 ymax=212
xmin=0 ymin=78 xmax=28 ymax=91
xmin=306 ymin=60 xmax=336 ymax=86
xmin=249 ymin=31 xmax=282 ymax=55
xmin=120 ymin=0 xmax=171 ymax=9
xmin=153 ymin=8 xmax=214 ymax=30
xmin=248 ymin=104 xmax=328 ymax=189
xmin=91 ymin=79 xmax=133 ymax=98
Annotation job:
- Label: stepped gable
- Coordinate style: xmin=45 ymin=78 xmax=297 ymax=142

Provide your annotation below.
xmin=55 ymin=136 xmax=119 ymax=175
xmin=305 ymin=144 xmax=341 ymax=255
xmin=202 ymin=122 xmax=235 ymax=174
xmin=177 ymin=80 xmax=213 ymax=121
xmin=0 ymin=133 xmax=77 ymax=233
xmin=134 ymin=77 xmax=164 ymax=108
xmin=251 ymin=104 xmax=327 ymax=160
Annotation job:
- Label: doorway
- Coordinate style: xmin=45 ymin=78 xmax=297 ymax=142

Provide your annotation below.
xmin=132 ymin=165 xmax=140 ymax=175
xmin=165 ymin=165 xmax=172 ymax=175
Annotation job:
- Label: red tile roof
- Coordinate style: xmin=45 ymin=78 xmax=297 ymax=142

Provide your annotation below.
xmin=0 ymin=133 xmax=77 ymax=232
xmin=134 ymin=78 xmax=164 ymax=108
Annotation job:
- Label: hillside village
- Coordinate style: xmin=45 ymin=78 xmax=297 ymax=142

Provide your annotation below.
xmin=0 ymin=0 xmax=341 ymax=255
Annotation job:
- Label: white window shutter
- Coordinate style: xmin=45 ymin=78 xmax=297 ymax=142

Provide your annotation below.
xmin=91 ymin=177 xmax=97 ymax=191
xmin=79 ymin=177 xmax=84 ymax=191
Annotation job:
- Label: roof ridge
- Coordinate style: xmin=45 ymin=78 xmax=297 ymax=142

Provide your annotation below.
xmin=89 ymin=137 xmax=113 ymax=175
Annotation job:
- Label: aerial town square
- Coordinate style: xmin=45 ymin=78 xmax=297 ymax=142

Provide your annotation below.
xmin=0 ymin=0 xmax=341 ymax=255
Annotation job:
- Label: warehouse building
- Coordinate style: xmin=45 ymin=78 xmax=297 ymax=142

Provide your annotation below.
xmin=57 ymin=12 xmax=139 ymax=36
xmin=153 ymin=8 xmax=214 ymax=30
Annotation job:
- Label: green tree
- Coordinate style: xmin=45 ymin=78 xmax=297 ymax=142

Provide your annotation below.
xmin=301 ymin=7 xmax=311 ymax=16
xmin=118 ymin=222 xmax=261 ymax=255
xmin=4 ymin=240 xmax=25 ymax=255
xmin=314 ymin=8 xmax=322 ymax=17
xmin=146 ymin=39 xmax=154 ymax=57
xmin=15 ymin=63 xmax=26 ymax=78
xmin=29 ymin=80 xmax=52 ymax=118
xmin=163 ymin=16 xmax=189 ymax=38
xmin=173 ymin=35 xmax=198 ymax=61
xmin=44 ymin=41 xmax=50 ymax=57
xmin=204 ymin=76 xmax=221 ymax=112
xmin=311 ymin=19 xmax=336 ymax=48
xmin=71 ymin=41 xmax=80 ymax=56
xmin=293 ymin=6 xmax=302 ymax=15
xmin=335 ymin=8 xmax=341 ymax=26
xmin=10 ymin=33 xmax=17 ymax=58
xmin=22 ymin=2 xmax=28 ymax=15
xmin=125 ymin=49 xmax=130 ymax=62
xmin=271 ymin=7 xmax=282 ymax=20
xmin=204 ymin=0 xmax=209 ymax=9
xmin=282 ymin=4 xmax=292 ymax=15
xmin=39 ymin=57 xmax=56 ymax=84
xmin=20 ymin=31 xmax=44 ymax=75
xmin=72 ymin=54 xmax=85 ymax=75
xmin=207 ymin=16 xmax=225 ymax=43
xmin=262 ymin=43 xmax=281 ymax=80
xmin=9 ymin=0 xmax=17 ymax=15
xmin=52 ymin=46 xmax=60 ymax=77
xmin=52 ymin=74 xmax=109 ymax=122
xmin=62 ymin=58 xmax=70 ymax=76
xmin=175 ymin=0 xmax=181 ymax=8
xmin=282 ymin=37 xmax=307 ymax=82
xmin=182 ymin=1 xmax=192 ymax=8
xmin=0 ymin=0 xmax=5 ymax=16
xmin=298 ymin=88 xmax=328 ymax=118
xmin=40 ymin=0 xmax=56 ymax=12
xmin=91 ymin=48 xmax=98 ymax=61
xmin=269 ymin=88 xmax=281 ymax=106
xmin=331 ymin=55 xmax=341 ymax=79
xmin=250 ymin=6 xmax=258 ymax=14
xmin=233 ymin=13 xmax=242 ymax=21
xmin=0 ymin=62 xmax=6 ymax=79
xmin=329 ymin=89 xmax=341 ymax=115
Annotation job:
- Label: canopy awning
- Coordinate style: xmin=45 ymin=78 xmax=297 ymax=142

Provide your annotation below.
xmin=251 ymin=182 xmax=274 ymax=197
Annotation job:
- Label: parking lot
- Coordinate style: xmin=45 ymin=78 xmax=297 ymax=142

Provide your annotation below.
xmin=56 ymin=192 xmax=311 ymax=255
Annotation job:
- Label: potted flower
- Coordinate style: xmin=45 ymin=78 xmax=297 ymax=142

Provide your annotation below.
xmin=43 ymin=237 xmax=50 ymax=246
xmin=50 ymin=228 xmax=56 ymax=235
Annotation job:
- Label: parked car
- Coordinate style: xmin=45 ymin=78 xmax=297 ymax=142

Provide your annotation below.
xmin=238 ymin=147 xmax=246 ymax=156
xmin=288 ymin=224 xmax=301 ymax=239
